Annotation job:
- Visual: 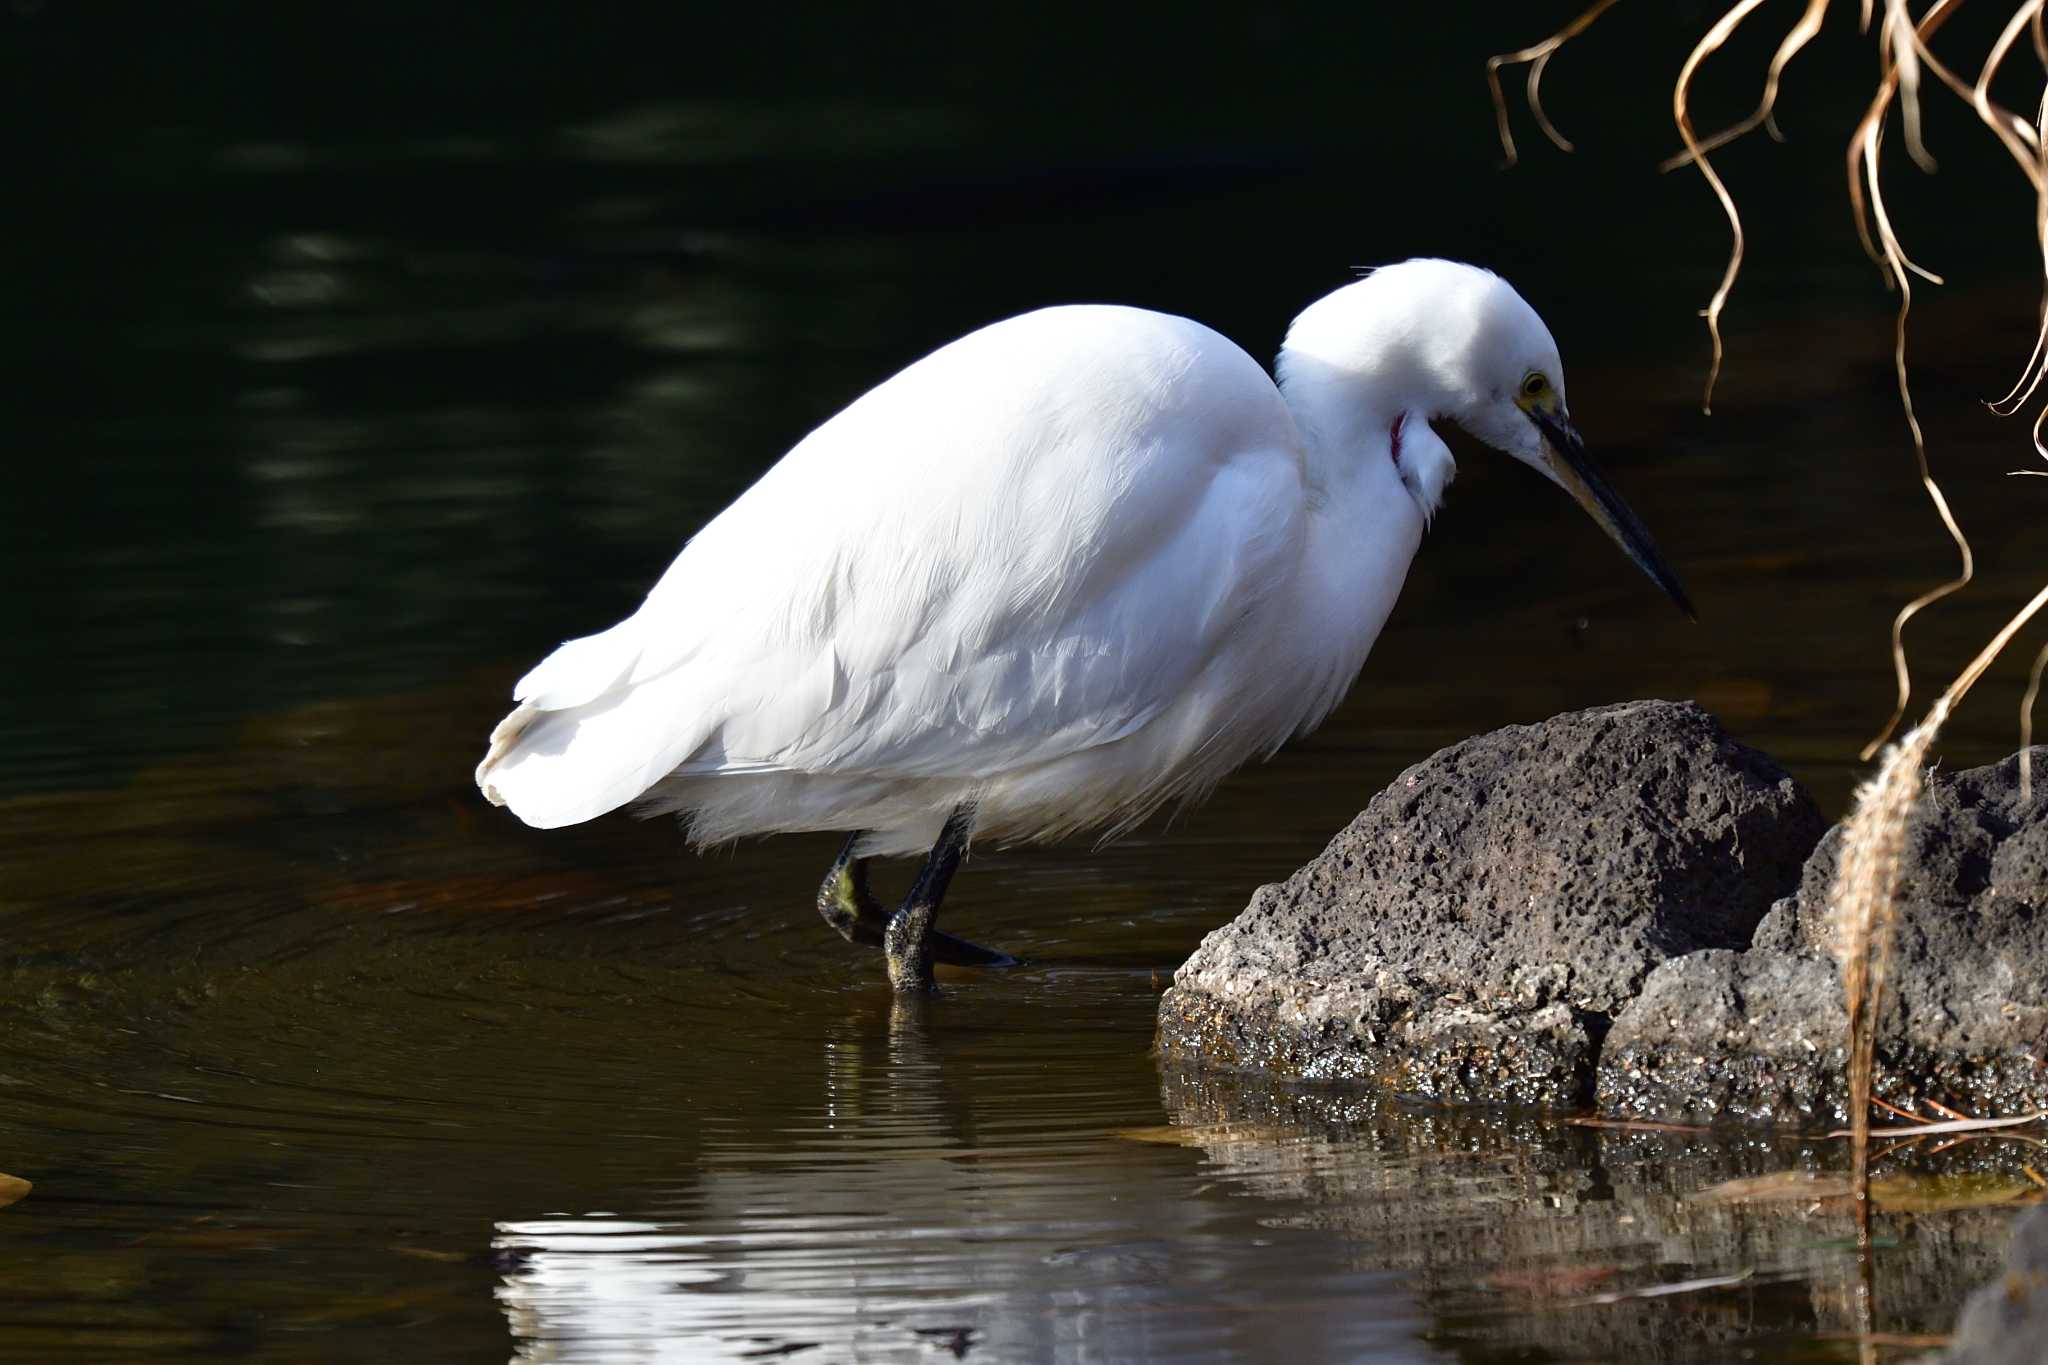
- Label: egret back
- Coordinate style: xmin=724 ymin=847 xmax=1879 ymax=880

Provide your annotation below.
xmin=477 ymin=304 xmax=1312 ymax=839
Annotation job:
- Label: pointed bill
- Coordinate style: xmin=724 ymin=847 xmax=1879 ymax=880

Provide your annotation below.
xmin=1530 ymin=407 xmax=1696 ymax=621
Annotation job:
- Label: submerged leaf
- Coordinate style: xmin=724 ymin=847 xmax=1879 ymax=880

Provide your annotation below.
xmin=1488 ymin=1261 xmax=1624 ymax=1299
xmin=1871 ymin=1173 xmax=2043 ymax=1213
xmin=1115 ymin=1123 xmax=1293 ymax=1147
xmin=1689 ymin=1169 xmax=2040 ymax=1213
xmin=1575 ymin=1268 xmax=1755 ymax=1305
xmin=1688 ymin=1170 xmax=1851 ymax=1204
xmin=390 ymin=1245 xmax=470 ymax=1263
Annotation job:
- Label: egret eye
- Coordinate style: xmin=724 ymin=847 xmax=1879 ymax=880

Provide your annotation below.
xmin=1522 ymin=372 xmax=1549 ymax=399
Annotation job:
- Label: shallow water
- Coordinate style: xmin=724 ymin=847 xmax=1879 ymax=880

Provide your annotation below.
xmin=8 ymin=6 xmax=2048 ymax=1361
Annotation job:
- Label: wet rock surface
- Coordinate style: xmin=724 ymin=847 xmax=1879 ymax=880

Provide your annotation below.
xmin=1156 ymin=701 xmax=1826 ymax=1105
xmin=1946 ymin=1206 xmax=2048 ymax=1365
xmin=1599 ymin=748 xmax=2048 ymax=1125
xmin=1594 ymin=948 xmax=1848 ymax=1125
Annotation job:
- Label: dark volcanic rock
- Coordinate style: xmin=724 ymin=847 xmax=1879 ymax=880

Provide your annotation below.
xmin=1595 ymin=949 xmax=1848 ymax=1125
xmin=1156 ymin=701 xmax=1826 ymax=1105
xmin=1599 ymin=748 xmax=2048 ymax=1125
xmin=1946 ymin=1206 xmax=2048 ymax=1365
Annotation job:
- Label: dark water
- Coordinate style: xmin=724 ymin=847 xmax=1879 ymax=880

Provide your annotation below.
xmin=7 ymin=5 xmax=2048 ymax=1361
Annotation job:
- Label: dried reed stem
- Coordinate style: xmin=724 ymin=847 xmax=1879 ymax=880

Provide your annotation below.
xmin=1659 ymin=0 xmax=1829 ymax=173
xmin=1485 ymin=0 xmax=1624 ymax=166
xmin=1828 ymin=1109 xmax=2048 ymax=1139
xmin=1984 ymin=29 xmax=2048 ymax=465
xmin=1854 ymin=1 xmax=2048 ymax=755
xmin=1850 ymin=3 xmax=1979 ymax=762
xmin=2023 ymin=641 xmax=2048 ymax=801
xmin=1673 ymin=0 xmax=1776 ymax=412
xmin=1884 ymin=0 xmax=1939 ymax=171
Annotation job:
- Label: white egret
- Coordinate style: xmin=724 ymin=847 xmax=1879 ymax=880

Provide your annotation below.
xmin=478 ymin=258 xmax=1692 ymax=990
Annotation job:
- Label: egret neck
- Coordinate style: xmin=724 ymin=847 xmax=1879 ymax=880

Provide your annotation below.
xmin=1272 ymin=334 xmax=1455 ymax=739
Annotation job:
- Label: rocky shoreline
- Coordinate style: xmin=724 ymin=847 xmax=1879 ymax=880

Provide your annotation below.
xmin=1156 ymin=700 xmax=2048 ymax=1126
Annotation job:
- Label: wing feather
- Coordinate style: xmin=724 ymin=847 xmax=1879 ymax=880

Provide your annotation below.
xmin=478 ymin=304 xmax=1305 ymax=829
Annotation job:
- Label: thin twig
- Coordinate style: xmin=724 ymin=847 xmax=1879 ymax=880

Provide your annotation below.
xmin=1885 ymin=0 xmax=1938 ymax=172
xmin=1972 ymin=3 xmax=2048 ymax=177
xmin=1486 ymin=0 xmax=1624 ymax=166
xmin=1826 ymin=1111 xmax=2048 ymax=1138
xmin=2022 ymin=640 xmax=2048 ymax=802
xmin=1566 ymin=1114 xmax=1714 ymax=1133
xmin=1659 ymin=0 xmax=1830 ymax=172
xmin=1853 ymin=5 xmax=1973 ymax=762
xmin=1845 ymin=1 xmax=1959 ymax=271
xmin=1672 ymin=0 xmax=1777 ymax=412
xmin=1571 ymin=1268 xmax=1755 ymax=1306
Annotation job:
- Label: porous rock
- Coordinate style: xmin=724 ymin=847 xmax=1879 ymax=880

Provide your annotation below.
xmin=1156 ymin=701 xmax=1825 ymax=1105
xmin=1598 ymin=748 xmax=2048 ymax=1125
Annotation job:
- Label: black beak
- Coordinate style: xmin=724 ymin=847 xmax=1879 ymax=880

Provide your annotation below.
xmin=1530 ymin=407 xmax=1696 ymax=621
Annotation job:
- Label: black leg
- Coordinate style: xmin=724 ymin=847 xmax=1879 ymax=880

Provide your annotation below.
xmin=816 ymin=833 xmax=888 ymax=948
xmin=816 ymin=827 xmax=1016 ymax=975
xmin=886 ymin=810 xmax=974 ymax=992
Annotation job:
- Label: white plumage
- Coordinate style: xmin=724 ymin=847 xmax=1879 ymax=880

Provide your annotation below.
xmin=478 ymin=259 xmax=1685 ymax=859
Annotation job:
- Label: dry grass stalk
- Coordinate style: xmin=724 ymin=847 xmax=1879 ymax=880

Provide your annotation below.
xmin=1830 ymin=1109 xmax=2048 ymax=1137
xmin=1829 ymin=696 xmax=1948 ymax=1232
xmin=1846 ymin=1 xmax=1977 ymax=760
xmin=1566 ymin=1108 xmax=2048 ymax=1141
xmin=1657 ymin=0 xmax=1830 ymax=173
xmin=1670 ymin=0 xmax=1776 ymax=411
xmin=1570 ymin=1268 xmax=1756 ymax=1306
xmin=1850 ymin=0 xmax=2048 ymax=757
xmin=1484 ymin=0 xmax=1623 ymax=167
xmin=1983 ymin=24 xmax=2048 ymax=464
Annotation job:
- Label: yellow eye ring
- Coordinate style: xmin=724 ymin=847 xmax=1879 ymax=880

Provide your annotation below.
xmin=1522 ymin=372 xmax=1548 ymax=398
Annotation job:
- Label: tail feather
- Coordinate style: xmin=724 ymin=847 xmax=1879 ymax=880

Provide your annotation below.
xmin=476 ymin=704 xmax=540 ymax=803
xmin=477 ymin=668 xmax=720 ymax=829
xmin=477 ymin=615 xmax=719 ymax=829
xmin=513 ymin=619 xmax=642 ymax=709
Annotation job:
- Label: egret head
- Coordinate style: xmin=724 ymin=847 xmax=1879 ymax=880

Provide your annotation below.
xmin=1281 ymin=259 xmax=1694 ymax=619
